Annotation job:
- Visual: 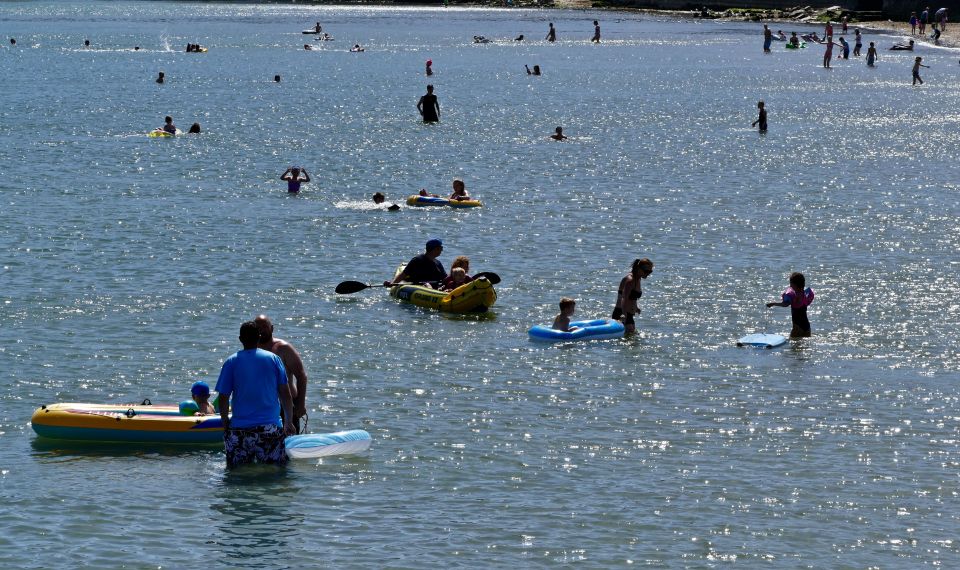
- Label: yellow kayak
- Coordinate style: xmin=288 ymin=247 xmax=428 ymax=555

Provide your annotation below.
xmin=389 ymin=265 xmax=496 ymax=313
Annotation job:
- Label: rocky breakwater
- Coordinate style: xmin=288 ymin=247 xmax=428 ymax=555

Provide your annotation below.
xmin=697 ymin=5 xmax=854 ymax=22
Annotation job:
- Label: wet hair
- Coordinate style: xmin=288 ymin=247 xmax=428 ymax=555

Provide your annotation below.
xmin=239 ymin=321 xmax=260 ymax=347
xmin=188 ymin=123 xmax=201 ymax=134
xmin=789 ymin=272 xmax=805 ymax=289
xmin=559 ymin=297 xmax=576 ymax=310
xmin=274 ymin=74 xmax=281 ymax=82
xmin=164 ymin=116 xmax=172 ymax=123
xmin=373 ymin=192 xmax=385 ymax=203
xmin=451 ymin=255 xmax=470 ymax=271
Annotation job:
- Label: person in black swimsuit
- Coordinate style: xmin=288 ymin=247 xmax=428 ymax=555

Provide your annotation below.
xmin=417 ymin=85 xmax=440 ymax=123
xmin=546 ymin=22 xmax=556 ymax=42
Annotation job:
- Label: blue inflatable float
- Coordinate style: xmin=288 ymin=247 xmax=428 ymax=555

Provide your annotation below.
xmin=528 ymin=318 xmax=625 ymax=342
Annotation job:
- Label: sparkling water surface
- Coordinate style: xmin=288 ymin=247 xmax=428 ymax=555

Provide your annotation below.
xmin=2 ymin=2 xmax=960 ymax=567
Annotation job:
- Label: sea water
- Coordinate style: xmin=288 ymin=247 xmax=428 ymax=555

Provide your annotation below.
xmin=1 ymin=2 xmax=959 ymax=567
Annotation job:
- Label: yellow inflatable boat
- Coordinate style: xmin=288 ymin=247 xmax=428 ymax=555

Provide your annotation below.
xmin=31 ymin=402 xmax=224 ymax=444
xmin=389 ymin=266 xmax=496 ymax=313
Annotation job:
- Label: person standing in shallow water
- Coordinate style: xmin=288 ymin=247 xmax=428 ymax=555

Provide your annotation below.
xmin=417 ymin=84 xmax=440 ymax=123
xmin=752 ymin=101 xmax=767 ymax=132
xmin=255 ymin=314 xmax=309 ymax=434
xmin=612 ymin=258 xmax=654 ymax=335
xmin=866 ymin=42 xmax=878 ymax=67
xmin=592 ymin=20 xmax=601 ymax=43
xmin=766 ymin=272 xmax=814 ymax=337
xmin=763 ymin=24 xmax=772 ymax=53
xmin=546 ymin=22 xmax=556 ymax=42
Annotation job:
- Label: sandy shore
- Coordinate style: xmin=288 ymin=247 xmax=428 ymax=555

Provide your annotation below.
xmin=855 ymin=19 xmax=960 ymax=49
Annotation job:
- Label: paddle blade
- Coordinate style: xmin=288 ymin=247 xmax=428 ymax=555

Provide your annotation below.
xmin=474 ymin=271 xmax=501 ymax=285
xmin=335 ymin=281 xmax=370 ymax=294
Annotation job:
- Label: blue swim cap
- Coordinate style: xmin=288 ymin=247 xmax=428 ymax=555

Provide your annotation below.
xmin=179 ymin=400 xmax=200 ymax=416
xmin=426 ymin=238 xmax=443 ymax=250
xmin=191 ymin=381 xmax=210 ymax=397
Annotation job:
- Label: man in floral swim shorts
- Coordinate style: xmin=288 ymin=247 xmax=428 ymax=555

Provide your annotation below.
xmin=216 ymin=321 xmax=295 ymax=468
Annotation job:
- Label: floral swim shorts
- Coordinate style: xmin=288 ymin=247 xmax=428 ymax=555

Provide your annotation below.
xmin=224 ymin=424 xmax=288 ymax=468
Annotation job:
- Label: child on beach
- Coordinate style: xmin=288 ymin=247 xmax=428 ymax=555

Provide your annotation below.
xmin=766 ymin=272 xmax=814 ymax=337
xmin=553 ymin=297 xmax=576 ymax=332
xmin=913 ymin=56 xmax=929 ymax=84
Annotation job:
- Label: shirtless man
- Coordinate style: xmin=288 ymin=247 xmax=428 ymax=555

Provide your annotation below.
xmin=254 ymin=314 xmax=309 ymax=433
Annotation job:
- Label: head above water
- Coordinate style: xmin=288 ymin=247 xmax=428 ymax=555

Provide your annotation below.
xmin=239 ymin=321 xmax=260 ymax=349
xmin=373 ymin=192 xmax=385 ymax=204
xmin=164 ymin=116 xmax=172 ymax=124
xmin=274 ymin=74 xmax=281 ymax=82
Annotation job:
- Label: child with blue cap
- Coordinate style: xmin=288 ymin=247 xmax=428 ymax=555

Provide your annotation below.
xmin=180 ymin=381 xmax=216 ymax=415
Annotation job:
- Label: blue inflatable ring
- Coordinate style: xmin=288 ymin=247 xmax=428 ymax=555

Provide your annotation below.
xmin=528 ymin=318 xmax=625 ymax=342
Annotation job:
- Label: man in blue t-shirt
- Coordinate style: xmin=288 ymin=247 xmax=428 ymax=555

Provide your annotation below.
xmin=384 ymin=238 xmax=447 ymax=288
xmin=216 ymin=321 xmax=294 ymax=468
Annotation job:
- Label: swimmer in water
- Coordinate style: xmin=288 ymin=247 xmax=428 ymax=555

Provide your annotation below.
xmin=304 ymin=44 xmax=312 ymax=50
xmin=866 ymin=41 xmax=878 ymax=66
xmin=162 ymin=116 xmax=176 ymax=134
xmin=84 ymin=39 xmax=90 ymax=47
xmin=134 ymin=46 xmax=140 ymax=51
xmin=188 ymin=123 xmax=201 ymax=134
xmin=449 ymin=178 xmax=471 ymax=201
xmin=373 ymin=192 xmax=401 ymax=211
xmin=890 ymin=39 xmax=914 ymax=50
xmin=417 ymin=85 xmax=440 ymax=123
xmin=592 ymin=20 xmax=601 ymax=43
xmin=766 ymin=272 xmax=814 ymax=337
xmin=274 ymin=74 xmax=281 ymax=82
xmin=10 ymin=38 xmax=16 ymax=46
xmin=752 ymin=101 xmax=767 ymax=132
xmin=525 ymin=64 xmax=541 ymax=75
xmin=156 ymin=71 xmax=164 ymax=84
xmin=418 ymin=188 xmax=441 ymax=198
xmin=550 ymin=126 xmax=568 ymax=141
xmin=515 ymin=34 xmax=524 ymax=41
xmin=426 ymin=59 xmax=433 ymax=76
xmin=552 ymin=297 xmax=576 ymax=332
xmin=351 ymin=44 xmax=364 ymax=52
xmin=776 ymin=30 xmax=787 ymax=41
xmin=789 ymin=32 xmax=800 ymax=47
xmin=281 ymin=167 xmax=310 ymax=193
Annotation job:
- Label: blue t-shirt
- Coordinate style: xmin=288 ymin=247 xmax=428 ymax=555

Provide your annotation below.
xmin=215 ymin=348 xmax=287 ymax=429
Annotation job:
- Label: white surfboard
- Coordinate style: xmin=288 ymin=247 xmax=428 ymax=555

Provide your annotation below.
xmin=737 ymin=333 xmax=787 ymax=349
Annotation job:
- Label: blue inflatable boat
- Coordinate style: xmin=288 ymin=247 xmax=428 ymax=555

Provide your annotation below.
xmin=528 ymin=318 xmax=625 ymax=342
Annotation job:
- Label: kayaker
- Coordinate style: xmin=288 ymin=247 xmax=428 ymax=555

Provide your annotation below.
xmin=280 ymin=166 xmax=310 ymax=193
xmin=190 ymin=381 xmax=216 ymax=415
xmin=255 ymin=314 xmax=309 ymax=434
xmin=216 ymin=321 xmax=294 ymax=468
xmin=612 ymin=258 xmax=654 ymax=334
xmin=385 ymin=238 xmax=447 ymax=288
xmin=552 ymin=298 xmax=576 ymax=332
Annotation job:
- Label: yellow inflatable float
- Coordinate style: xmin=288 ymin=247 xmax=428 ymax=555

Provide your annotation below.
xmin=389 ymin=266 xmax=496 ymax=313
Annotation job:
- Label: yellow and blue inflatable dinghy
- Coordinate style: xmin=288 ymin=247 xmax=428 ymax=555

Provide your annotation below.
xmin=31 ymin=402 xmax=223 ymax=444
xmin=389 ymin=266 xmax=496 ymax=313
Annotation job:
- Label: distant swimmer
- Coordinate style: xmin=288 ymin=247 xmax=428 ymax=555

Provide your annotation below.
xmin=417 ymin=84 xmax=440 ymax=123
xmin=188 ymin=123 xmax=201 ymax=134
xmin=550 ymin=126 xmax=568 ymax=141
xmin=9 ymin=38 xmax=15 ymax=45
xmin=763 ymin=25 xmax=772 ymax=52
xmin=525 ymin=64 xmax=541 ymax=75
xmin=752 ymin=101 xmax=767 ymax=132
xmin=281 ymin=167 xmax=310 ymax=193
xmin=304 ymin=44 xmax=313 ymax=50
xmin=84 ymin=39 xmax=90 ymax=47
xmin=801 ymin=32 xmax=821 ymax=43
xmin=350 ymin=44 xmax=364 ymax=52
xmin=789 ymin=32 xmax=800 ymax=47
xmin=274 ymin=74 xmax=281 ymax=82
xmin=546 ymin=22 xmax=556 ymax=42
xmin=853 ymin=29 xmax=862 ymax=56
xmin=156 ymin=71 xmax=164 ymax=84
xmin=162 ymin=116 xmax=176 ymax=134
xmin=775 ymin=30 xmax=786 ymax=41
xmin=373 ymin=192 xmax=401 ymax=210
xmin=592 ymin=20 xmax=601 ymax=43
xmin=134 ymin=46 xmax=140 ymax=51
xmin=913 ymin=56 xmax=929 ymax=85
xmin=426 ymin=59 xmax=433 ymax=76
xmin=766 ymin=272 xmax=814 ymax=337
xmin=890 ymin=39 xmax=914 ymax=50
xmin=515 ymin=34 xmax=524 ymax=41
xmin=866 ymin=42 xmax=878 ymax=66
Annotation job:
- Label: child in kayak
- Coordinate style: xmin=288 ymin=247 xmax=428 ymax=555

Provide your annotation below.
xmin=766 ymin=272 xmax=814 ymax=337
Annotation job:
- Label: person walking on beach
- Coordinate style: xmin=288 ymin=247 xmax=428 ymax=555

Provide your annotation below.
xmin=255 ymin=314 xmax=309 ymax=434
xmin=866 ymin=41 xmax=878 ymax=66
xmin=763 ymin=24 xmax=772 ymax=53
xmin=216 ymin=321 xmax=294 ymax=469
xmin=752 ymin=100 xmax=767 ymax=132
xmin=592 ymin=20 xmax=601 ymax=43
xmin=853 ymin=29 xmax=862 ymax=56
xmin=417 ymin=85 xmax=440 ymax=123
xmin=546 ymin=22 xmax=556 ymax=42
xmin=920 ymin=7 xmax=929 ymax=35
xmin=913 ymin=56 xmax=929 ymax=85
xmin=612 ymin=258 xmax=654 ymax=335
